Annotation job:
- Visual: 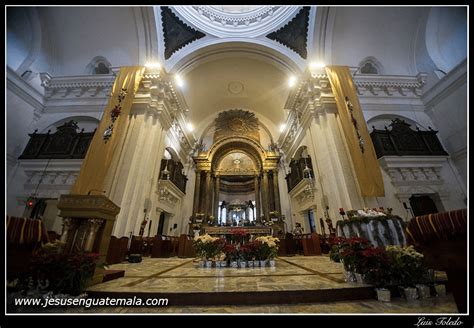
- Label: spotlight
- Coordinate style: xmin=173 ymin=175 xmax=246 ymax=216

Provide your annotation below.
xmin=186 ymin=122 xmax=194 ymax=132
xmin=279 ymin=123 xmax=287 ymax=133
xmin=145 ymin=62 xmax=161 ymax=70
xmin=309 ymin=61 xmax=326 ymax=70
xmin=175 ymin=75 xmax=184 ymax=88
xmin=288 ymin=76 xmax=297 ymax=87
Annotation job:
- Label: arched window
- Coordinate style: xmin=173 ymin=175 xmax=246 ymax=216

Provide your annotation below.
xmin=360 ymin=62 xmax=379 ymax=74
xmin=94 ymin=62 xmax=110 ymax=74
xmin=85 ymin=56 xmax=112 ymax=75
xmin=358 ymin=57 xmax=384 ymax=75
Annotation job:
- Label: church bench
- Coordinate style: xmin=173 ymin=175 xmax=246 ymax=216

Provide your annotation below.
xmin=406 ymin=208 xmax=467 ymax=313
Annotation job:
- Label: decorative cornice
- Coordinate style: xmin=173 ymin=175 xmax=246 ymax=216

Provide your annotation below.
xmin=137 ymin=69 xmax=196 ymax=160
xmin=7 ymin=66 xmax=44 ymax=111
xmin=422 ymin=59 xmax=467 ymax=109
xmin=40 ymin=73 xmax=115 ymax=99
xmin=354 ymin=73 xmax=427 ymax=98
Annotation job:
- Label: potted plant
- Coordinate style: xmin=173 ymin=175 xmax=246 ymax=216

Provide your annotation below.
xmin=386 ymin=245 xmax=428 ymax=300
xmin=224 ymin=243 xmax=239 ymax=268
xmin=255 ymin=236 xmax=279 ymax=267
xmin=362 ymin=248 xmax=394 ymax=302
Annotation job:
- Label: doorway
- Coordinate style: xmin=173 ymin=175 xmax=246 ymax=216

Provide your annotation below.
xmin=409 ymin=195 xmax=439 ymax=217
xmin=157 ymin=211 xmax=165 ymax=235
xmin=307 ymin=209 xmax=316 ymax=233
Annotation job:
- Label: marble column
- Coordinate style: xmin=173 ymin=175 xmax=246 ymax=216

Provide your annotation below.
xmin=204 ymin=171 xmax=212 ymax=217
xmin=273 ymin=169 xmax=281 ymax=214
xmin=254 ymin=175 xmax=261 ymax=222
xmin=192 ymin=170 xmax=201 ymax=215
xmin=84 ymin=218 xmax=104 ymax=252
xmin=214 ymin=175 xmax=220 ymax=219
xmin=60 ymin=217 xmax=75 ymax=244
xmin=262 ymin=171 xmax=270 ymax=220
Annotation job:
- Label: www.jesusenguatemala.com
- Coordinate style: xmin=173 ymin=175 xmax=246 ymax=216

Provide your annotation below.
xmin=14 ymin=296 xmax=169 ymax=308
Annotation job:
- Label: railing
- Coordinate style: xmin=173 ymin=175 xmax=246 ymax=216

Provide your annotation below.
xmin=370 ymin=119 xmax=448 ymax=158
xmin=159 ymin=159 xmax=187 ymax=194
xmin=18 ymin=121 xmax=95 ymax=160
xmin=285 ymin=156 xmax=313 ymax=192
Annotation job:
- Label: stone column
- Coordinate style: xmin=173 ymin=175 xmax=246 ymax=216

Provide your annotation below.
xmin=254 ymin=175 xmax=261 ymax=222
xmin=214 ymin=175 xmax=220 ymax=219
xmin=192 ymin=170 xmax=201 ymax=215
xmin=262 ymin=171 xmax=270 ymax=220
xmin=84 ymin=218 xmax=104 ymax=252
xmin=204 ymin=171 xmax=212 ymax=217
xmin=273 ymin=169 xmax=281 ymax=214
xmin=60 ymin=217 xmax=75 ymax=244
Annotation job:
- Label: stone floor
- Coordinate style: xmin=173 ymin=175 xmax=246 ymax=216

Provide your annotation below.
xmin=88 ymin=256 xmax=363 ymax=293
xmin=10 ymin=256 xmax=457 ymax=314
xmin=65 ymin=294 xmax=459 ymax=314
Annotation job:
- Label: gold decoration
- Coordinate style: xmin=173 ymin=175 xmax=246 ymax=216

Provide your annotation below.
xmin=214 ymin=109 xmax=260 ymax=142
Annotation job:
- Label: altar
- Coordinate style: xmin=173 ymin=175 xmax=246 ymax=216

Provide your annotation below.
xmin=203 ymin=226 xmax=272 ymax=236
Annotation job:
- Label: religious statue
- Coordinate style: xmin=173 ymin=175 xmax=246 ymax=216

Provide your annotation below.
xmin=325 ymin=218 xmax=336 ymax=235
xmin=345 ymin=96 xmax=365 ymax=153
xmin=139 ymin=217 xmax=148 ymax=237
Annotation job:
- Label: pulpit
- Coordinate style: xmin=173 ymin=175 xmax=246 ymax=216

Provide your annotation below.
xmin=57 ymin=194 xmax=120 ymax=285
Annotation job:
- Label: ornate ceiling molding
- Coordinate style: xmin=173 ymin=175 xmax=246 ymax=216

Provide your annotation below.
xmin=214 ymin=109 xmax=260 ymax=143
xmin=171 ymin=6 xmax=301 ymax=38
xmin=160 ymin=6 xmax=206 ymax=60
xmin=266 ymin=7 xmax=310 ymax=59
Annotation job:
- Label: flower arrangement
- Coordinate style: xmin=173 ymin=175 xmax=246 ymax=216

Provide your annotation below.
xmin=193 ymin=234 xmax=225 ymax=260
xmin=229 ymin=228 xmax=249 ymax=244
xmin=255 ymin=236 xmax=279 ymax=260
xmin=240 ymin=241 xmax=259 ymax=261
xmin=333 ymin=237 xmax=371 ymax=272
xmin=26 ymin=241 xmax=100 ymax=295
xmin=223 ymin=243 xmax=239 ymax=262
xmin=385 ymin=245 xmax=428 ymax=288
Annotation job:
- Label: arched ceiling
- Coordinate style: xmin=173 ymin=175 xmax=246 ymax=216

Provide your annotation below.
xmin=182 ymin=54 xmax=291 ymax=132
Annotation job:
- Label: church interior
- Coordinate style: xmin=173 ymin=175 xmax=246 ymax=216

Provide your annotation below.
xmin=6 ymin=6 xmax=468 ymax=316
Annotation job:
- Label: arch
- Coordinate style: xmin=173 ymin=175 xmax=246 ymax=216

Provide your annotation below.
xmin=85 ymin=56 xmax=112 ymax=75
xmin=293 ymin=145 xmax=309 ymax=160
xmin=425 ymin=7 xmax=467 ymax=75
xmin=165 ymin=40 xmax=304 ymax=75
xmin=215 ymin=150 xmax=259 ymax=175
xmin=164 ymin=146 xmax=180 ymax=161
xmin=358 ymin=56 xmax=384 ymax=75
xmin=197 ymin=109 xmax=276 ymax=150
xmin=207 ymin=137 xmax=267 ymax=173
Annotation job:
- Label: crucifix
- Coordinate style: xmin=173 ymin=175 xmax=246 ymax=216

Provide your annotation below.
xmin=345 ymin=96 xmax=365 ymax=153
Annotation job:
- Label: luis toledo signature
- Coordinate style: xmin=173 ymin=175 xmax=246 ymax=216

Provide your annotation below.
xmin=415 ymin=317 xmax=464 ymax=327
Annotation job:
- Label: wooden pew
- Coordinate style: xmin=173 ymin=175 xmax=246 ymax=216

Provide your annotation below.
xmin=151 ymin=235 xmax=172 ymax=258
xmin=406 ymin=209 xmax=467 ymax=313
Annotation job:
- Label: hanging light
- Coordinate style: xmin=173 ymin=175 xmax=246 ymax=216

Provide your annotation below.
xmin=160 ymin=159 xmax=170 ymax=180
xmin=302 ymin=156 xmax=315 ymax=195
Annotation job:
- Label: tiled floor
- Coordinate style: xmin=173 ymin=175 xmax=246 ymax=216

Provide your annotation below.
xmin=72 ymin=294 xmax=458 ymax=314
xmin=10 ymin=256 xmax=457 ymax=314
xmin=87 ymin=256 xmax=364 ymax=293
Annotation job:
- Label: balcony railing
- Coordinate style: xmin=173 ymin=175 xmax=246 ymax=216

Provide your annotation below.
xmin=370 ymin=119 xmax=448 ymax=158
xmin=18 ymin=121 xmax=94 ymax=160
xmin=159 ymin=159 xmax=187 ymax=194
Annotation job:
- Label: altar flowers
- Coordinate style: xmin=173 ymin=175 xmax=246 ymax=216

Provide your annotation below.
xmin=255 ymin=236 xmax=280 ymax=261
xmin=193 ymin=234 xmax=225 ymax=260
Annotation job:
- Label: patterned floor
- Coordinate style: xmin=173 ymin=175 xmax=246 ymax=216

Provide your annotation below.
xmin=9 ymin=256 xmax=457 ymax=314
xmin=87 ymin=256 xmax=364 ymax=293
